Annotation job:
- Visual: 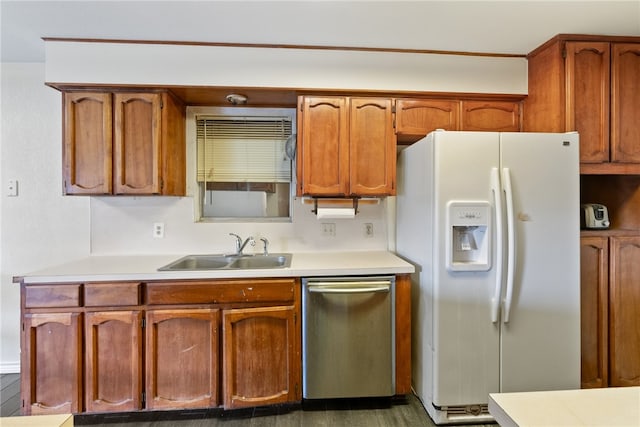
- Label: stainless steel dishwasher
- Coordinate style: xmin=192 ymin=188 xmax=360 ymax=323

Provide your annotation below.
xmin=302 ymin=276 xmax=395 ymax=399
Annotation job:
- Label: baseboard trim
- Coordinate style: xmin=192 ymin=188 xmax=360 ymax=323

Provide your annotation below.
xmin=0 ymin=361 xmax=20 ymax=374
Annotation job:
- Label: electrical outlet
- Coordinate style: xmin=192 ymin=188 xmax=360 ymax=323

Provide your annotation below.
xmin=321 ymin=223 xmax=336 ymax=237
xmin=153 ymin=222 xmax=165 ymax=238
xmin=364 ymin=223 xmax=374 ymax=237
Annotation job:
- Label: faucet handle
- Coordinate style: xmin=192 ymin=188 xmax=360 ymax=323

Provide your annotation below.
xmin=260 ymin=237 xmax=269 ymax=256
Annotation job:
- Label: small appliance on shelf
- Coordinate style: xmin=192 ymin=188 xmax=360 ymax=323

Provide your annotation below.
xmin=581 ymin=203 xmax=610 ymax=229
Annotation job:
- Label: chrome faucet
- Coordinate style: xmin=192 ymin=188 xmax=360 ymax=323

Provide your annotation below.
xmin=260 ymin=237 xmax=269 ymax=256
xmin=229 ymin=233 xmax=255 ymax=255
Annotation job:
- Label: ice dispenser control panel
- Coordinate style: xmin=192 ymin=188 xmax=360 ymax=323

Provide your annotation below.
xmin=446 ymin=201 xmax=491 ymax=272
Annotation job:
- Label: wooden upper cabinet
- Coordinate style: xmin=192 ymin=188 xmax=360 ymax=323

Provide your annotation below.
xmin=526 ymin=35 xmax=640 ymax=171
xmin=565 ymin=42 xmax=611 ymax=163
xmin=395 ymin=98 xmax=522 ymax=144
xmin=113 ymin=93 xmax=161 ymax=194
xmin=460 ymin=101 xmax=521 ymax=131
xmin=349 ymin=97 xmax=396 ymax=195
xmin=611 ymin=43 xmax=640 ymax=163
xmin=297 ymin=96 xmax=396 ymax=197
xmin=395 ymin=99 xmax=459 ymax=143
xmin=298 ymin=96 xmax=349 ymax=196
xmin=62 ymin=90 xmax=185 ymax=196
xmin=63 ymin=92 xmax=113 ymax=194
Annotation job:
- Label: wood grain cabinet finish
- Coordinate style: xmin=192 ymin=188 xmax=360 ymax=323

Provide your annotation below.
xmin=609 ymin=236 xmax=640 ymax=387
xmin=85 ymin=310 xmax=143 ymax=412
xmin=146 ymin=309 xmax=219 ymax=410
xmin=580 ymin=233 xmax=640 ymax=389
xmin=21 ymin=312 xmax=83 ymax=415
xmin=20 ymin=275 xmax=408 ymax=414
xmin=525 ymin=35 xmax=640 ymax=172
xmin=565 ymin=42 xmax=611 ymax=163
xmin=63 ymin=90 xmax=185 ymax=196
xmin=580 ymin=236 xmax=609 ymax=389
xmin=63 ymin=92 xmax=112 ymax=194
xmin=460 ymin=101 xmax=521 ymax=132
xmin=222 ymin=305 xmax=299 ymax=409
xmin=395 ymin=98 xmax=521 ymax=144
xmin=395 ymin=99 xmax=458 ymax=143
xmin=297 ymin=96 xmax=396 ymax=197
xmin=298 ymin=96 xmax=349 ymax=196
xmin=611 ymin=43 xmax=640 ymax=163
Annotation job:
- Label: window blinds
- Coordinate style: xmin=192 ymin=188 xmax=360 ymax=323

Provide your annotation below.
xmin=196 ymin=116 xmax=293 ymax=183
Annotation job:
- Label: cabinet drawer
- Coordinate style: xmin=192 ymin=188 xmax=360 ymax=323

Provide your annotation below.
xmin=24 ymin=284 xmax=81 ymax=308
xmin=146 ymin=279 xmax=296 ymax=305
xmin=85 ymin=282 xmax=141 ymax=307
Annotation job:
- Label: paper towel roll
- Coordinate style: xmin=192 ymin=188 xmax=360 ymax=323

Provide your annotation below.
xmin=316 ymin=207 xmax=356 ymax=219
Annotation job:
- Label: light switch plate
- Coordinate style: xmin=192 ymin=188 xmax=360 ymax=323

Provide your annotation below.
xmin=7 ymin=179 xmax=18 ymax=197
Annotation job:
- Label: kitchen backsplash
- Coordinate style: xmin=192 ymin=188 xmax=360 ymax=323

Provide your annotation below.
xmin=89 ymin=195 xmax=391 ymax=255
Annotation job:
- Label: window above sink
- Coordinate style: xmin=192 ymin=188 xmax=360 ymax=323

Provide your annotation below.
xmin=187 ymin=106 xmax=296 ymax=223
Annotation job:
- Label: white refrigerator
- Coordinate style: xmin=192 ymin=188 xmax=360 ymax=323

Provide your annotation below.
xmin=396 ymin=130 xmax=581 ymax=424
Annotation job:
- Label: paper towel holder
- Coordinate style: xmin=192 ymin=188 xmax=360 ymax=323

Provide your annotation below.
xmin=311 ymin=197 xmax=359 ymax=216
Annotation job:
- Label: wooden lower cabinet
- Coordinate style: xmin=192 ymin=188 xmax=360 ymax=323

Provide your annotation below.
xmin=581 ymin=234 xmax=640 ymax=388
xmin=85 ymin=310 xmax=143 ymax=412
xmin=580 ymin=236 xmax=608 ymax=388
xmin=145 ymin=308 xmax=219 ymax=410
xmin=20 ymin=275 xmax=409 ymax=415
xmin=222 ymin=305 xmax=299 ymax=409
xmin=21 ymin=312 xmax=83 ymax=415
xmin=609 ymin=236 xmax=640 ymax=386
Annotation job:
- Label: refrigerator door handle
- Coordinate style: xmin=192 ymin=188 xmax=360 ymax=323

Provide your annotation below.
xmin=502 ymin=167 xmax=516 ymax=323
xmin=490 ymin=167 xmax=504 ymax=323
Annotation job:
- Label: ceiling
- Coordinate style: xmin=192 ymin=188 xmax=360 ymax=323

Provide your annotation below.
xmin=2 ymin=1 xmax=639 ymax=63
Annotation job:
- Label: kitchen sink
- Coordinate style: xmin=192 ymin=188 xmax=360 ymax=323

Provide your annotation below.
xmin=158 ymin=253 xmax=292 ymax=271
xmin=158 ymin=255 xmax=234 ymax=271
xmin=228 ymin=254 xmax=291 ymax=269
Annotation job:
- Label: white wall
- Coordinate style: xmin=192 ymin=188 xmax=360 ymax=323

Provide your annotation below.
xmin=0 ymin=63 xmax=90 ymax=372
xmin=90 ymin=196 xmax=390 ymax=255
xmin=45 ymin=41 xmax=528 ymax=95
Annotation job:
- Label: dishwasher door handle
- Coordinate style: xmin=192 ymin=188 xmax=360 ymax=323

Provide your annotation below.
xmin=307 ymin=282 xmax=391 ymax=294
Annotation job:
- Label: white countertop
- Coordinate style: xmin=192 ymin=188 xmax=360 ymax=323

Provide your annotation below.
xmin=18 ymin=251 xmax=414 ymax=284
xmin=489 ymin=387 xmax=640 ymax=427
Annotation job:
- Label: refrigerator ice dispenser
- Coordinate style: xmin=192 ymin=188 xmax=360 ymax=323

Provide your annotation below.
xmin=446 ymin=201 xmax=491 ymax=271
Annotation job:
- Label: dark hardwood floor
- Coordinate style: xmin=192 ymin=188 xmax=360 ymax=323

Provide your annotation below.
xmin=1 ymin=374 xmax=497 ymax=426
xmin=1 ymin=373 xmax=21 ymax=417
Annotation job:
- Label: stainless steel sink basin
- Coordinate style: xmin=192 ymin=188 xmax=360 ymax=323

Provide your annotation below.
xmin=158 ymin=255 xmax=234 ymax=271
xmin=158 ymin=253 xmax=292 ymax=271
xmin=228 ymin=254 xmax=291 ymax=269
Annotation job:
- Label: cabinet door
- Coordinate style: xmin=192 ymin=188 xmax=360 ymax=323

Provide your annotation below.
xmin=565 ymin=42 xmax=610 ymax=163
xmin=21 ymin=312 xmax=82 ymax=415
xmin=609 ymin=236 xmax=640 ymax=386
xmin=223 ymin=305 xmax=299 ymax=409
xmin=113 ymin=92 xmax=162 ymax=194
xmin=85 ymin=311 xmax=142 ymax=412
xmin=395 ymin=99 xmax=459 ymax=142
xmin=63 ymin=92 xmax=112 ymax=195
xmin=298 ymin=96 xmax=349 ymax=196
xmin=460 ymin=101 xmax=521 ymax=131
xmin=611 ymin=43 xmax=640 ymax=163
xmin=580 ymin=236 xmax=608 ymax=389
xmin=349 ymin=97 xmax=396 ymax=195
xmin=146 ymin=309 xmax=219 ymax=410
